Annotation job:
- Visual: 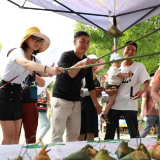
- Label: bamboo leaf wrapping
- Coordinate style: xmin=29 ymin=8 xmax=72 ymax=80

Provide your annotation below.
xmin=64 ymin=144 xmax=98 ymax=160
xmin=115 ymin=141 xmax=135 ymax=159
xmin=93 ymin=149 xmax=116 ymax=160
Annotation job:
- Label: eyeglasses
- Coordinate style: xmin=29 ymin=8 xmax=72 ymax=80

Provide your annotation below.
xmin=30 ymin=35 xmax=44 ymax=45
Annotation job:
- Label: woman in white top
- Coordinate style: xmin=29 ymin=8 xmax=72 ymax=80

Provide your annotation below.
xmin=0 ymin=26 xmax=64 ymax=145
xmin=102 ymin=53 xmax=132 ymax=123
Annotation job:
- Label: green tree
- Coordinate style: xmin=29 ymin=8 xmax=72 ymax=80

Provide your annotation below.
xmin=0 ymin=43 xmax=2 ymax=51
xmin=73 ymin=14 xmax=160 ymax=76
xmin=118 ymin=15 xmax=160 ymax=74
xmin=74 ymin=14 xmax=160 ymax=115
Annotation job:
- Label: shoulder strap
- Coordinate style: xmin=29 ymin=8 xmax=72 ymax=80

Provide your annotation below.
xmin=0 ymin=76 xmax=18 ymax=89
xmin=32 ymin=55 xmax=36 ymax=82
xmin=0 ymin=55 xmax=37 ymax=89
xmin=33 ymin=55 xmax=36 ymax=62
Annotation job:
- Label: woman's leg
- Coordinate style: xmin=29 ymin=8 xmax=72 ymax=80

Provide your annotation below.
xmin=86 ymin=133 xmax=94 ymax=141
xmin=12 ymin=119 xmax=22 ymax=144
xmin=77 ymin=134 xmax=85 ymax=141
xmin=37 ymin=111 xmax=50 ymax=140
xmin=0 ymin=120 xmax=15 ymax=144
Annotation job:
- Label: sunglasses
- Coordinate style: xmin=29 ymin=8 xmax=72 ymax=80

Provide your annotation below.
xmin=30 ymin=35 xmax=45 ymax=45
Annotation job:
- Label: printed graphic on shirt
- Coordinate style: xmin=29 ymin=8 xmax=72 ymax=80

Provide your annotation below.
xmin=122 ymin=73 xmax=133 ymax=83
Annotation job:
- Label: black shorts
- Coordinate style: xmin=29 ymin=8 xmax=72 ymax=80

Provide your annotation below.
xmin=0 ymin=80 xmax=23 ymax=121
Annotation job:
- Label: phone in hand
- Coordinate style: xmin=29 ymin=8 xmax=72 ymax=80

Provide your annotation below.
xmin=130 ymin=86 xmax=138 ymax=99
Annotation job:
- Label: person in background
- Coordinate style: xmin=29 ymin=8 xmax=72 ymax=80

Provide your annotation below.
xmin=0 ymin=26 xmax=64 ymax=145
xmin=51 ymin=31 xmax=102 ymax=142
xmin=36 ymin=89 xmax=51 ymax=143
xmin=102 ymin=53 xmax=132 ymax=123
xmin=151 ymin=68 xmax=160 ymax=139
xmin=140 ymin=73 xmax=160 ymax=138
xmin=104 ymin=41 xmax=150 ymax=140
xmin=21 ymin=71 xmax=45 ymax=144
xmin=77 ymin=54 xmax=105 ymax=141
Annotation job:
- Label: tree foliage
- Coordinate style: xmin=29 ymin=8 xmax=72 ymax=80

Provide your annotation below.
xmin=0 ymin=43 xmax=2 ymax=51
xmin=74 ymin=14 xmax=160 ymax=115
xmin=73 ymin=14 xmax=160 ymax=76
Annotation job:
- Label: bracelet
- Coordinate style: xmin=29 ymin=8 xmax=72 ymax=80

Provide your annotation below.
xmin=44 ymin=65 xmax=47 ymax=73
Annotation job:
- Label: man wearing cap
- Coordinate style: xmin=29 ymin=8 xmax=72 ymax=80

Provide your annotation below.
xmin=51 ymin=31 xmax=102 ymax=142
xmin=104 ymin=41 xmax=150 ymax=139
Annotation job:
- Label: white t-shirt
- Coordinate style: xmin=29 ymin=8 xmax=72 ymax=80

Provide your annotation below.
xmin=112 ymin=62 xmax=150 ymax=111
xmin=107 ymin=66 xmax=122 ymax=85
xmin=1 ymin=48 xmax=41 ymax=85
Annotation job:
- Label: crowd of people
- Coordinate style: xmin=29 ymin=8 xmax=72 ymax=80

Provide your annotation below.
xmin=0 ymin=26 xmax=159 ymax=145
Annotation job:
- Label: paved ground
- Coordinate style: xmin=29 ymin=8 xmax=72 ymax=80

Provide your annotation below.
xmin=0 ymin=124 xmax=157 ymax=144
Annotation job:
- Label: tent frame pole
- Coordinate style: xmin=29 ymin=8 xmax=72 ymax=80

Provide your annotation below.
xmin=114 ymin=38 xmax=117 ymax=53
xmin=113 ymin=16 xmax=117 ymax=53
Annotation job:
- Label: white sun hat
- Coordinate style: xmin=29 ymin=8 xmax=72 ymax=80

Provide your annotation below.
xmin=110 ymin=53 xmax=122 ymax=61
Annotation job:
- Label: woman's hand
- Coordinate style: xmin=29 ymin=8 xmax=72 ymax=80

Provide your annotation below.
xmin=94 ymin=103 xmax=102 ymax=115
xmin=47 ymin=66 xmax=64 ymax=76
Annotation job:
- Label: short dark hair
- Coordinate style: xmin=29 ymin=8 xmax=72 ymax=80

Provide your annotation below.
xmin=21 ymin=41 xmax=38 ymax=55
xmin=125 ymin=41 xmax=137 ymax=51
xmin=74 ymin=31 xmax=89 ymax=40
xmin=21 ymin=41 xmax=28 ymax=51
xmin=150 ymin=72 xmax=155 ymax=77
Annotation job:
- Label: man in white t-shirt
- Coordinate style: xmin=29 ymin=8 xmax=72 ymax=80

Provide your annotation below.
xmin=104 ymin=41 xmax=150 ymax=139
